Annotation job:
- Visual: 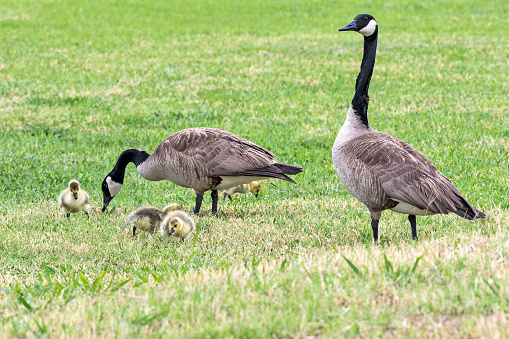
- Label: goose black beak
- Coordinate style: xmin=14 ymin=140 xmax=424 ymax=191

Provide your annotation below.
xmin=101 ymin=196 xmax=112 ymax=213
xmin=73 ymin=193 xmax=78 ymax=200
xmin=338 ymin=20 xmax=357 ymax=32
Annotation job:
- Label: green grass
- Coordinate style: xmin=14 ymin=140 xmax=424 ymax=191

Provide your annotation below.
xmin=1 ymin=0 xmax=508 ymax=337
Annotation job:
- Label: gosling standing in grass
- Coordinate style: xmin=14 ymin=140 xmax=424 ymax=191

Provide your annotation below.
xmin=222 ymin=181 xmax=261 ymax=201
xmin=159 ymin=210 xmax=196 ymax=242
xmin=128 ymin=203 xmax=181 ymax=237
xmin=58 ymin=179 xmax=91 ymax=219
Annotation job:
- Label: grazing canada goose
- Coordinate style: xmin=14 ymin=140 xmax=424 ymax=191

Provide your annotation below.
xmin=159 ymin=210 xmax=196 ymax=242
xmin=58 ymin=179 xmax=91 ymax=219
xmin=222 ymin=181 xmax=261 ymax=201
xmin=332 ymin=14 xmax=485 ymax=241
xmin=128 ymin=203 xmax=182 ymax=237
xmin=101 ymin=128 xmax=302 ymax=215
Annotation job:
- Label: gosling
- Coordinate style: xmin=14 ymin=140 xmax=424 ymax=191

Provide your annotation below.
xmin=222 ymin=181 xmax=261 ymax=201
xmin=159 ymin=210 xmax=196 ymax=242
xmin=58 ymin=179 xmax=91 ymax=219
xmin=128 ymin=203 xmax=182 ymax=237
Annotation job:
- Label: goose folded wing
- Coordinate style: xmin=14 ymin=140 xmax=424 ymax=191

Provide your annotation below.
xmin=350 ymin=135 xmax=470 ymax=215
xmin=162 ymin=128 xmax=278 ymax=176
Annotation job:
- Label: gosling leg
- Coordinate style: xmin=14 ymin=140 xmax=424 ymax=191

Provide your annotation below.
xmin=132 ymin=226 xmax=137 ymax=237
xmin=66 ymin=213 xmax=70 ymax=219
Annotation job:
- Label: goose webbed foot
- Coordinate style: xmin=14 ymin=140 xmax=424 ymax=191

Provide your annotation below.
xmin=211 ymin=190 xmax=218 ymax=216
xmin=193 ymin=194 xmax=203 ymax=215
xmin=371 ymin=219 xmax=379 ymax=242
xmin=408 ymin=214 xmax=418 ymax=241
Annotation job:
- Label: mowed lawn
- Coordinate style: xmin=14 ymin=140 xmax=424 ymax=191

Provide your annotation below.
xmin=1 ymin=0 xmax=508 ymax=337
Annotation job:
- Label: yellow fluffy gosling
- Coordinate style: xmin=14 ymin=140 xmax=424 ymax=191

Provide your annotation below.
xmin=58 ymin=179 xmax=91 ymax=219
xmin=222 ymin=181 xmax=261 ymax=201
xmin=159 ymin=210 xmax=196 ymax=242
xmin=162 ymin=203 xmax=181 ymax=214
xmin=128 ymin=203 xmax=182 ymax=237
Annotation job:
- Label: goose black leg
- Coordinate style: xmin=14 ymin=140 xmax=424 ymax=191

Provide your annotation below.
xmin=211 ymin=190 xmax=218 ymax=215
xmin=66 ymin=213 xmax=70 ymax=219
xmin=84 ymin=212 xmax=89 ymax=218
xmin=193 ymin=194 xmax=203 ymax=215
xmin=408 ymin=214 xmax=418 ymax=241
xmin=132 ymin=226 xmax=137 ymax=237
xmin=371 ymin=219 xmax=379 ymax=242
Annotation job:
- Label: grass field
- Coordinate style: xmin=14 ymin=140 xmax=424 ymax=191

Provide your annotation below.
xmin=1 ymin=0 xmax=508 ymax=337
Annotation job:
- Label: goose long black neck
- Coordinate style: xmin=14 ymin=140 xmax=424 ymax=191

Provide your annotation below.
xmin=352 ymin=33 xmax=378 ymax=127
xmin=108 ymin=149 xmax=150 ymax=183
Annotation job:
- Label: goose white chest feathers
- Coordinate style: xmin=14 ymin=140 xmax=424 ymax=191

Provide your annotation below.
xmin=102 ymin=127 xmax=302 ymax=215
xmin=332 ymin=14 xmax=485 ymax=241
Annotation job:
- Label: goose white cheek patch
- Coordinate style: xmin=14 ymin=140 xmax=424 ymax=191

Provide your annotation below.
xmin=359 ymin=20 xmax=377 ymax=36
xmin=106 ymin=176 xmax=122 ymax=197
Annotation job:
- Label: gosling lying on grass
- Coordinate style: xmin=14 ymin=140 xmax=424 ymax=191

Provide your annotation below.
xmin=222 ymin=181 xmax=261 ymax=201
xmin=128 ymin=203 xmax=182 ymax=237
xmin=58 ymin=179 xmax=91 ymax=219
xmin=159 ymin=210 xmax=196 ymax=242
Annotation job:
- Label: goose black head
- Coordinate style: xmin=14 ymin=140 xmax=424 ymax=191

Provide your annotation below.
xmin=101 ymin=175 xmax=123 ymax=212
xmin=338 ymin=14 xmax=378 ymax=37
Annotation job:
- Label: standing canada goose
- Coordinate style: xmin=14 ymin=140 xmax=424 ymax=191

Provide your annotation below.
xmin=159 ymin=210 xmax=196 ymax=242
xmin=332 ymin=14 xmax=485 ymax=241
xmin=58 ymin=179 xmax=91 ymax=219
xmin=101 ymin=128 xmax=302 ymax=215
xmin=222 ymin=181 xmax=261 ymax=200
xmin=128 ymin=203 xmax=182 ymax=237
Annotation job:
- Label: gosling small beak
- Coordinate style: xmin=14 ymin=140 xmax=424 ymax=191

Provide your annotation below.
xmin=255 ymin=193 xmax=259 ymax=198
xmin=168 ymin=229 xmax=175 ymax=235
xmin=101 ymin=196 xmax=112 ymax=213
xmin=73 ymin=193 xmax=78 ymax=200
xmin=338 ymin=20 xmax=357 ymax=32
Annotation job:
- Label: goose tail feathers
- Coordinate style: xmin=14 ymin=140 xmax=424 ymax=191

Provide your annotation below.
xmin=236 ymin=163 xmax=302 ymax=184
xmin=273 ymin=163 xmax=303 ymax=175
xmin=452 ymin=206 xmax=486 ymax=220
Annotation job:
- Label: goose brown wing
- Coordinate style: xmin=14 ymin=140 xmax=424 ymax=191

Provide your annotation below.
xmin=159 ymin=127 xmax=277 ymax=175
xmin=348 ymin=133 xmax=478 ymax=217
